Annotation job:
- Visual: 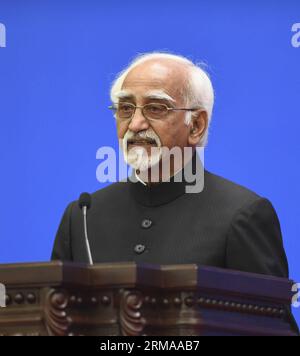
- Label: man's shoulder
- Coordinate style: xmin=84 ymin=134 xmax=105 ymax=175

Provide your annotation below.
xmin=91 ymin=180 xmax=130 ymax=201
xmin=202 ymin=169 xmax=262 ymax=211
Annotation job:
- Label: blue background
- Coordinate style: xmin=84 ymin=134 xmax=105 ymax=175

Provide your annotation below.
xmin=0 ymin=0 xmax=299 ymax=325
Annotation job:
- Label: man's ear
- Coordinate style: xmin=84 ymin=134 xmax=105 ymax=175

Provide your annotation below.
xmin=188 ymin=110 xmax=208 ymax=146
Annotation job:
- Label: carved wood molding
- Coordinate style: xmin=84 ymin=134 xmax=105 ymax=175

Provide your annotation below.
xmin=0 ymin=262 xmax=296 ymax=336
xmin=44 ymin=289 xmax=71 ymax=336
xmin=119 ymin=289 xmax=146 ymax=336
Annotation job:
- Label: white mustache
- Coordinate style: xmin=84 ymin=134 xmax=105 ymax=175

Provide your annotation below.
xmin=124 ymin=129 xmax=161 ymax=147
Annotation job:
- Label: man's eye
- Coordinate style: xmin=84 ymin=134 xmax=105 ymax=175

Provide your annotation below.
xmin=119 ymin=104 xmax=133 ymax=112
xmin=147 ymin=105 xmax=164 ymax=113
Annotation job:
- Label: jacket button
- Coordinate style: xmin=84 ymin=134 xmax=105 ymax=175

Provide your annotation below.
xmin=141 ymin=219 xmax=152 ymax=229
xmin=134 ymin=244 xmax=146 ymax=254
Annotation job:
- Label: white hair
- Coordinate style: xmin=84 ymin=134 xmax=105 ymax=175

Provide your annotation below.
xmin=110 ymin=52 xmax=214 ymax=147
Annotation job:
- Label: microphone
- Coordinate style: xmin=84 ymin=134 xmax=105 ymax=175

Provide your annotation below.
xmin=78 ymin=193 xmax=93 ymax=265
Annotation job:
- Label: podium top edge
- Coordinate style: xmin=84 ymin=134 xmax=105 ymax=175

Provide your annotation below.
xmin=0 ymin=261 xmax=294 ymax=303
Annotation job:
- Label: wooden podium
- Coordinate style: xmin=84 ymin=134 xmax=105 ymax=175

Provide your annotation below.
xmin=0 ymin=262 xmax=298 ymax=336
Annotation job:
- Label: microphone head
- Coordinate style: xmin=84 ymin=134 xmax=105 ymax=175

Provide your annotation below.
xmin=78 ymin=192 xmax=92 ymax=210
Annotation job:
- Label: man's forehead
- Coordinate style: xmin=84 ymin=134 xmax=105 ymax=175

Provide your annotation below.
xmin=120 ymin=75 xmax=185 ymax=102
xmin=121 ymin=60 xmax=186 ymax=96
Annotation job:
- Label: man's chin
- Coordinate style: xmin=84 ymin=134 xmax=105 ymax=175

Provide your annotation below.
xmin=125 ymin=147 xmax=162 ymax=172
xmin=127 ymin=157 xmax=162 ymax=172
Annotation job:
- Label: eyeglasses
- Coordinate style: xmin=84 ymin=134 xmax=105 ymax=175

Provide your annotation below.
xmin=108 ymin=102 xmax=199 ymax=122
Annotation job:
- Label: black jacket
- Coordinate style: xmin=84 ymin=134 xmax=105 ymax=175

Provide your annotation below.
xmin=52 ymin=155 xmax=289 ymax=278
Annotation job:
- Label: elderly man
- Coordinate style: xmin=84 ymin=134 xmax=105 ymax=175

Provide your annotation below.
xmin=51 ymin=52 xmax=289 ymax=279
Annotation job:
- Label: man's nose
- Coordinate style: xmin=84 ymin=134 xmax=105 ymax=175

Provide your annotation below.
xmin=128 ymin=107 xmax=150 ymax=133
